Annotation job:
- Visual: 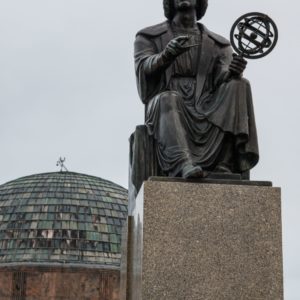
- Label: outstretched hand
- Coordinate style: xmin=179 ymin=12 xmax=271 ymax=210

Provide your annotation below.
xmin=163 ymin=36 xmax=190 ymax=60
xmin=229 ymin=53 xmax=247 ymax=76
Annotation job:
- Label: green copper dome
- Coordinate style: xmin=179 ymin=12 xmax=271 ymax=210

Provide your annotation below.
xmin=0 ymin=172 xmax=128 ymax=267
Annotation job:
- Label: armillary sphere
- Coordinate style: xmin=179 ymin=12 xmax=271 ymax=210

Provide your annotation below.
xmin=230 ymin=12 xmax=278 ymax=59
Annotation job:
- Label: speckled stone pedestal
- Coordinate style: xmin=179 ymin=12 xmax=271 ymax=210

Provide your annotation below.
xmin=121 ymin=180 xmax=283 ymax=300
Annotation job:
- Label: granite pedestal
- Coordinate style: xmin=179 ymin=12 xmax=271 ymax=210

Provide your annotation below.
xmin=121 ymin=179 xmax=283 ymax=300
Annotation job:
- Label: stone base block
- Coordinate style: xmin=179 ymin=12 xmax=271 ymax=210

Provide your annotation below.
xmin=121 ymin=180 xmax=283 ymax=300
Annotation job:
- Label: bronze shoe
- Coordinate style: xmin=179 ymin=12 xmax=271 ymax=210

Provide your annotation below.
xmin=182 ymin=164 xmax=203 ymax=179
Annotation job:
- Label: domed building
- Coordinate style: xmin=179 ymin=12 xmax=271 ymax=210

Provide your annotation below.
xmin=0 ymin=171 xmax=128 ymax=299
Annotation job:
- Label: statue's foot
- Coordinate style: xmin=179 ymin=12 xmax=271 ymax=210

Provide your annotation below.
xmin=214 ymin=164 xmax=232 ymax=174
xmin=182 ymin=164 xmax=203 ymax=179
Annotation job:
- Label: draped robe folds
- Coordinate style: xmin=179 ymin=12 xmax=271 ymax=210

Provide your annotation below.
xmin=134 ymin=21 xmax=259 ymax=176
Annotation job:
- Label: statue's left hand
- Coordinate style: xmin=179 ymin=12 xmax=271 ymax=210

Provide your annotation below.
xmin=229 ymin=54 xmax=247 ymax=76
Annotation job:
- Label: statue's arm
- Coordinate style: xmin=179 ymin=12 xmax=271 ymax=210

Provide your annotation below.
xmin=214 ymin=45 xmax=248 ymax=87
xmin=134 ymin=35 xmax=172 ymax=76
xmin=134 ymin=34 xmax=172 ymax=104
xmin=134 ymin=34 xmax=189 ymax=103
xmin=213 ymin=45 xmax=233 ymax=87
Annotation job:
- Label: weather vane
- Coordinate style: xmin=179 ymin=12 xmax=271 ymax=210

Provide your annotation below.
xmin=56 ymin=157 xmax=68 ymax=172
xmin=230 ymin=12 xmax=278 ymax=59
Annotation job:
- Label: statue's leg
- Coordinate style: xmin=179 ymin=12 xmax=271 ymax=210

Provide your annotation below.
xmin=146 ymin=91 xmax=203 ymax=178
xmin=214 ymin=134 xmax=234 ymax=173
xmin=207 ymin=78 xmax=259 ymax=174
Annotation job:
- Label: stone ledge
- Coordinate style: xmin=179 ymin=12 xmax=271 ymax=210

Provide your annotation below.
xmin=149 ymin=176 xmax=273 ymax=187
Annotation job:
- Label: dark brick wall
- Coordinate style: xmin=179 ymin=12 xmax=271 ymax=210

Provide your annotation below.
xmin=0 ymin=266 xmax=120 ymax=300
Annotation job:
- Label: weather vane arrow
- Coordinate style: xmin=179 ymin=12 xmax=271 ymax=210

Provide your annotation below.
xmin=56 ymin=157 xmax=68 ymax=172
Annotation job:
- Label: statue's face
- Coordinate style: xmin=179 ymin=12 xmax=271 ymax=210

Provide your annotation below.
xmin=174 ymin=0 xmax=197 ymax=11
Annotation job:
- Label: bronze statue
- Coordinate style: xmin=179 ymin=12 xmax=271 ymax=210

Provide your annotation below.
xmin=133 ymin=0 xmax=259 ymax=179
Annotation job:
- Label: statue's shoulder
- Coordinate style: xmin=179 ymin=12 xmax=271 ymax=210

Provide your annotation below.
xmin=135 ymin=22 xmax=230 ymax=46
xmin=136 ymin=21 xmax=169 ymax=38
xmin=200 ymin=24 xmax=231 ymax=46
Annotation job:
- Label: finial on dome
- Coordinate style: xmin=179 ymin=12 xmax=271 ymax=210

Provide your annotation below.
xmin=56 ymin=157 xmax=68 ymax=172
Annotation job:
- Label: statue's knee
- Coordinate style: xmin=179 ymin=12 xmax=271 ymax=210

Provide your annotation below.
xmin=239 ymin=77 xmax=250 ymax=86
xmin=228 ymin=77 xmax=251 ymax=88
xmin=158 ymin=91 xmax=182 ymax=109
xmin=159 ymin=91 xmax=181 ymax=102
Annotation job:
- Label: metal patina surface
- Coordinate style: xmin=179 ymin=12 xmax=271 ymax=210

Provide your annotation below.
xmin=129 ymin=0 xmax=272 ymax=198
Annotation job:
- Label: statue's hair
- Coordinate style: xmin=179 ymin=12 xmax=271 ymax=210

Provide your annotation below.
xmin=163 ymin=0 xmax=208 ymax=21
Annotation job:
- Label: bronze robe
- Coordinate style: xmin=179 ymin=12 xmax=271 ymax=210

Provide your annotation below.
xmin=134 ymin=21 xmax=259 ymax=176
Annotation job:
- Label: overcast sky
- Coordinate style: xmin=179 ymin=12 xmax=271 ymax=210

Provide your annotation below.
xmin=0 ymin=0 xmax=298 ymax=298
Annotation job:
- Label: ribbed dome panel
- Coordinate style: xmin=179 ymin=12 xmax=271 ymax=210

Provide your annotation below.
xmin=0 ymin=172 xmax=128 ymax=266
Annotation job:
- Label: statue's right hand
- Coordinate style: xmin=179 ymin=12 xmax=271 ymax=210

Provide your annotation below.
xmin=163 ymin=36 xmax=190 ymax=60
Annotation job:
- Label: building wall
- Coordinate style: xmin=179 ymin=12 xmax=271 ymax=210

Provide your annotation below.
xmin=0 ymin=266 xmax=120 ymax=300
xmin=0 ymin=272 xmax=13 ymax=299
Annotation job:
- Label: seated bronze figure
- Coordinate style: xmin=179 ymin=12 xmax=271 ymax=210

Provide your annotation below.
xmin=130 ymin=0 xmax=259 ymax=196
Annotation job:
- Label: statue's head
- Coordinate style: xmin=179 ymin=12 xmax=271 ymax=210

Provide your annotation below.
xmin=163 ymin=0 xmax=208 ymax=21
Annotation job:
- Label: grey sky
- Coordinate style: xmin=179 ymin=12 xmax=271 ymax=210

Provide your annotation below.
xmin=0 ymin=0 xmax=298 ymax=298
